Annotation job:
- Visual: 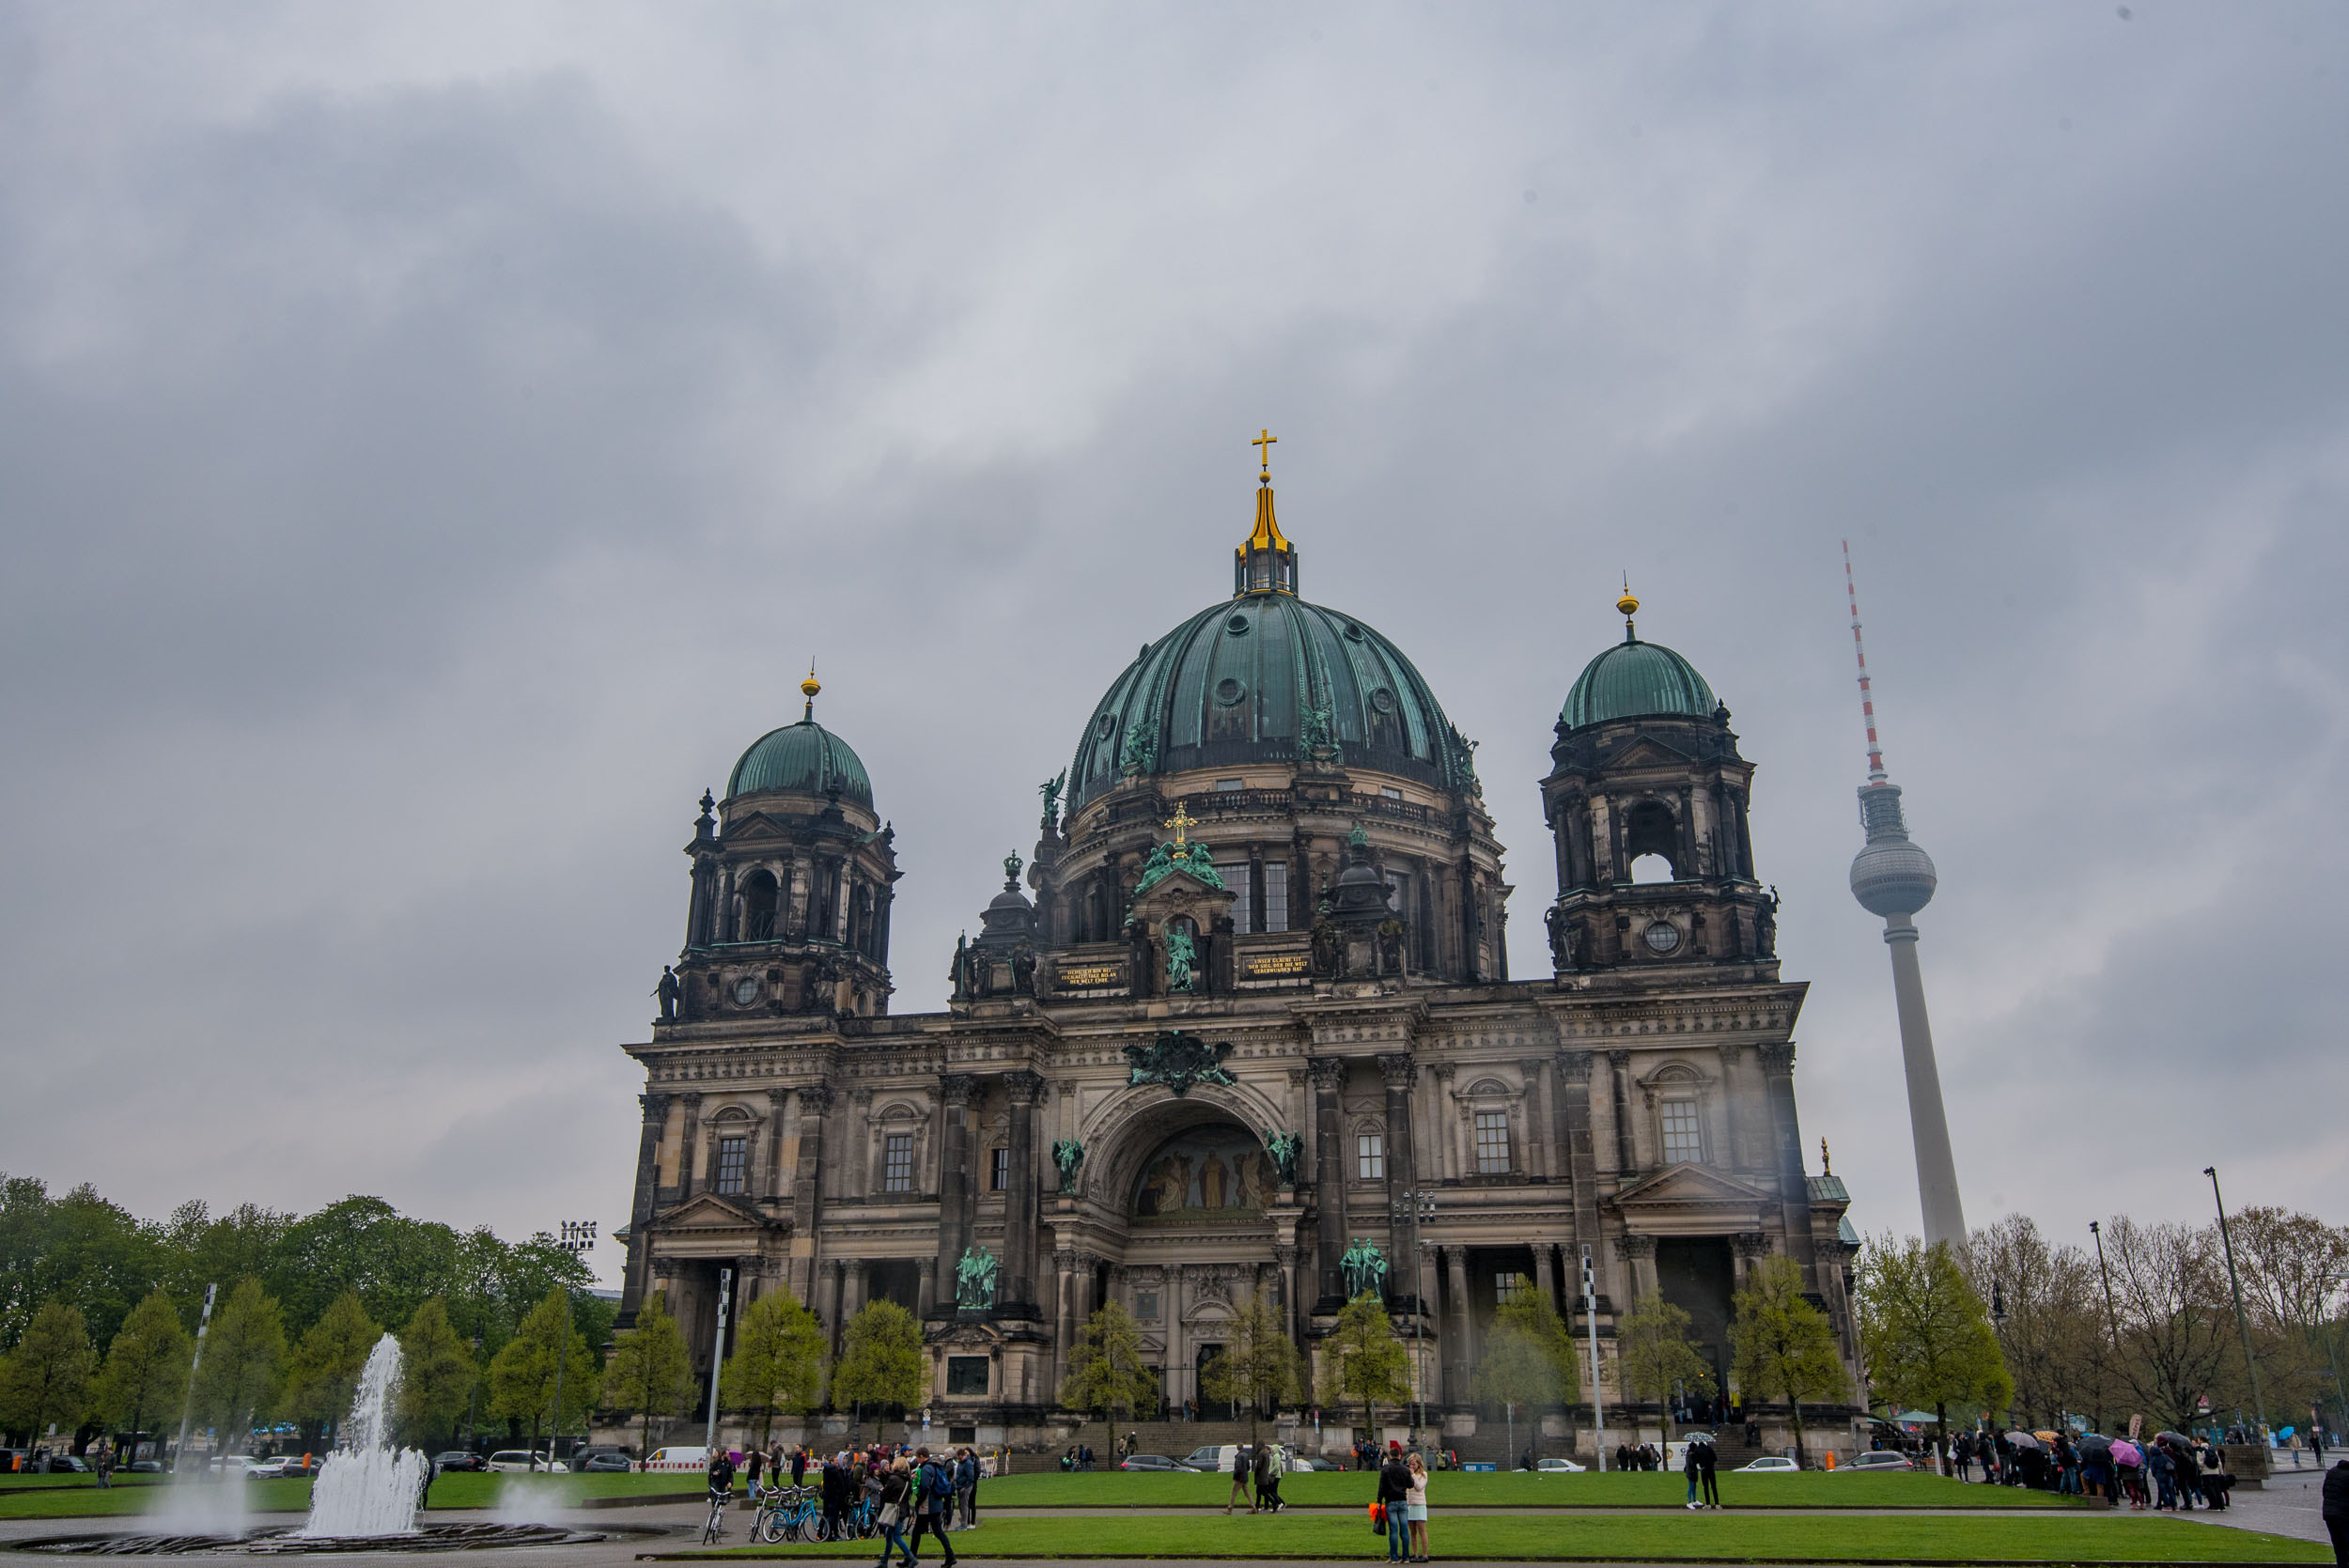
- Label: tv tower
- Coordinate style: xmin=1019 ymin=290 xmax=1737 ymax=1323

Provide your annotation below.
xmin=1843 ymin=543 xmax=1968 ymax=1251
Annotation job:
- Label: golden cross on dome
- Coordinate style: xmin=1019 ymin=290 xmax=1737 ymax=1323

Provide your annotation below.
xmin=1164 ymin=802 xmax=1195 ymax=845
xmin=1252 ymin=427 xmax=1277 ymax=483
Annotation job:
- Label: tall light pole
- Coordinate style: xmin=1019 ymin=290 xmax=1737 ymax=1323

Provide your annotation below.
xmin=2089 ymin=1220 xmax=2123 ymax=1433
xmin=705 ymin=1266 xmax=734 ymax=1455
xmin=545 ymin=1220 xmax=595 ymax=1471
xmin=1843 ymin=544 xmax=1968 ymax=1250
xmin=2203 ymin=1168 xmax=2270 ymax=1438
xmin=1391 ymin=1192 xmax=1436 ymax=1437
xmin=1581 ymin=1247 xmax=1606 ymax=1471
xmin=171 ymin=1283 xmax=217 ymax=1475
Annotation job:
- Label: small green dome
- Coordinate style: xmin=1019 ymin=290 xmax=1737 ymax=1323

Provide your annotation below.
xmin=1561 ymin=635 xmax=1719 ymax=729
xmin=726 ymin=720 xmax=873 ymax=806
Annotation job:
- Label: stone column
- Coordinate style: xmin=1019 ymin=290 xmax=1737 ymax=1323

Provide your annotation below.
xmin=1553 ymin=1051 xmax=1602 ymax=1281
xmin=789 ymin=1086 xmax=833 ymax=1305
xmin=1052 ymin=1248 xmax=1076 ymax=1392
xmin=917 ymin=1257 xmax=937 ymax=1320
xmin=1532 ymin=1243 xmax=1557 ymax=1315
xmin=932 ymin=1075 xmax=979 ymax=1313
xmin=1444 ymin=1247 xmax=1473 ymax=1402
xmin=1714 ymin=1045 xmax=1747 ymax=1171
xmin=1614 ymin=1234 xmax=1658 ymax=1304
xmin=622 ymin=1091 xmax=673 ymax=1317
xmin=1606 ymin=1051 xmax=1635 ymax=1177
xmin=676 ymin=1094 xmax=704 ymax=1202
xmin=1377 ymin=1052 xmax=1418 ymax=1284
xmin=1309 ymin=1056 xmax=1350 ymax=1306
xmin=1756 ymin=1044 xmax=1820 ymax=1288
xmin=1522 ymin=1059 xmax=1554 ymax=1181
xmin=1731 ymin=1232 xmax=1773 ymax=1290
xmin=1002 ymin=1071 xmax=1045 ymax=1309
xmin=766 ymin=1088 xmax=792 ymax=1202
xmin=1274 ymin=1242 xmax=1303 ymax=1348
xmin=822 ymin=1258 xmax=847 ymax=1353
xmin=1429 ymin=1065 xmax=1456 ymax=1180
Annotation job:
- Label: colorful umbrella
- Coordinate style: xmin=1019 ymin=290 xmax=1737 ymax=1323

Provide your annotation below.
xmin=2109 ymin=1438 xmax=2141 ymax=1466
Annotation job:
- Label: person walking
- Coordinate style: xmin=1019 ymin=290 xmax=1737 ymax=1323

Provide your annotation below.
xmin=1404 ymin=1451 xmax=1431 ymax=1561
xmin=1377 ymin=1441 xmax=1412 ymax=1564
xmin=1696 ymin=1434 xmax=1720 ymax=1509
xmin=907 ymin=1450 xmax=957 ymax=1568
xmin=870 ymin=1457 xmax=915 ymax=1568
xmin=955 ymin=1447 xmax=977 ymax=1530
xmin=1250 ymin=1442 xmax=1274 ymax=1514
xmin=2323 ymin=1458 xmax=2349 ymax=1567
xmin=1225 ymin=1444 xmax=1252 ymax=1514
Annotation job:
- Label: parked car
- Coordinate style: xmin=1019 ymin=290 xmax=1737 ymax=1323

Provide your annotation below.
xmin=1117 ymin=1453 xmax=1186 ymax=1471
xmin=486 ymin=1451 xmax=566 ymax=1474
xmin=129 ymin=1460 xmax=164 ymax=1474
xmin=41 ymin=1454 xmax=93 ymax=1474
xmin=1842 ymin=1452 xmax=1914 ymax=1472
xmin=1736 ymin=1455 xmax=1799 ymax=1472
xmin=243 ymin=1456 xmax=303 ymax=1479
xmin=431 ymin=1452 xmax=491 ymax=1473
xmin=574 ymin=1452 xmax=634 ymax=1473
xmin=1535 ymin=1456 xmax=1588 ymax=1473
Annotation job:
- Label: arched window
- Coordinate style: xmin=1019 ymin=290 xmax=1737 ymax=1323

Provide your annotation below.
xmin=1624 ymin=800 xmax=1680 ymax=882
xmin=740 ymin=869 xmax=780 ymax=939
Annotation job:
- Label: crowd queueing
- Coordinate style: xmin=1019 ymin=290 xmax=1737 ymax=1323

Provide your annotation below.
xmin=702 ymin=1440 xmax=986 ymax=1561
xmin=1880 ymin=1426 xmax=2243 ymax=1510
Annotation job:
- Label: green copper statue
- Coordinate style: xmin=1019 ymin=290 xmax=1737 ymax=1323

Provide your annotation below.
xmin=1164 ymin=921 xmax=1198 ymax=992
xmin=955 ymin=1246 xmax=1000 ymax=1311
xmin=1340 ymin=1237 xmax=1390 ymax=1300
xmin=1039 ymin=769 xmax=1066 ymax=831
xmin=1264 ymin=1130 xmax=1302 ymax=1186
xmin=1051 ymin=1137 xmax=1084 ymax=1193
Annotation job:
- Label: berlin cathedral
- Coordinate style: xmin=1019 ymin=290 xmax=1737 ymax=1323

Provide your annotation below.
xmin=614 ymin=445 xmax=1859 ymax=1452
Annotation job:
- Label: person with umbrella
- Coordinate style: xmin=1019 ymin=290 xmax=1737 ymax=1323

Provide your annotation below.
xmin=2109 ymin=1436 xmax=2145 ymax=1509
xmin=2078 ymin=1434 xmax=2113 ymax=1502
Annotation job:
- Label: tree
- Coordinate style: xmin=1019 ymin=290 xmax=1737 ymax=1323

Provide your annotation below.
xmin=721 ymin=1290 xmax=828 ymax=1450
xmin=95 ymin=1293 xmax=191 ymax=1452
xmin=1856 ymin=1234 xmax=2010 ymax=1465
xmin=2228 ymin=1207 xmax=2349 ymax=1428
xmin=1197 ymin=1291 xmax=1299 ymax=1446
xmin=486 ymin=1289 xmax=596 ymax=1468
xmin=1615 ymin=1293 xmax=1717 ymax=1424
xmin=1059 ymin=1300 xmax=1157 ymax=1458
xmin=1472 ymin=1295 xmax=1575 ymax=1460
xmin=396 ymin=1298 xmax=477 ymax=1450
xmin=287 ymin=1290 xmax=382 ymax=1439
xmin=194 ymin=1278 xmax=288 ymax=1456
xmin=603 ymin=1293 xmax=696 ymax=1457
xmin=1729 ymin=1256 xmax=1846 ymax=1467
xmin=832 ymin=1300 xmax=925 ymax=1432
xmin=2100 ymin=1217 xmax=2235 ymax=1432
xmin=0 ymin=1301 xmax=96 ymax=1448
xmin=1967 ymin=1215 xmax=2116 ymax=1430
xmin=1315 ymin=1292 xmax=1410 ymax=1443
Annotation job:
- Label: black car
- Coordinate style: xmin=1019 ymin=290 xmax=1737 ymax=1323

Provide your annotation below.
xmin=430 ymin=1452 xmax=491 ymax=1473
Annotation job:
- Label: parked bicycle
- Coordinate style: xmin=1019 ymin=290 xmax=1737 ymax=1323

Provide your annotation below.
xmin=701 ymin=1486 xmax=733 ymax=1546
xmin=754 ymin=1483 xmax=819 ymax=1544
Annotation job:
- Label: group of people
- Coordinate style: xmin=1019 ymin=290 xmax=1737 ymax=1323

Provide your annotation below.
xmin=1221 ymin=1442 xmax=1291 ymax=1514
xmin=706 ymin=1440 xmax=984 ymax=1560
xmin=1371 ymin=1440 xmax=1434 ymax=1563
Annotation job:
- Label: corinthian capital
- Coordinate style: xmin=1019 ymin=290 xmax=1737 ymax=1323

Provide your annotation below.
xmin=1376 ymin=1052 xmax=1419 ymax=1091
xmin=1307 ymin=1056 xmax=1350 ymax=1092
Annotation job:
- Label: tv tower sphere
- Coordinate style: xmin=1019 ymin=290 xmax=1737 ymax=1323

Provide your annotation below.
xmin=1850 ymin=784 xmax=1937 ymax=918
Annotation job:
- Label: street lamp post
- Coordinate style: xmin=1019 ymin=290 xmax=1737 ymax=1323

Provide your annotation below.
xmin=1391 ymin=1192 xmax=1437 ymax=1438
xmin=1581 ymin=1247 xmax=1606 ymax=1472
xmin=2089 ymin=1221 xmax=2123 ymax=1435
xmin=545 ymin=1220 xmax=596 ymax=1472
xmin=2203 ymin=1167 xmax=2270 ymax=1439
xmin=170 ymin=1283 xmax=218 ymax=1475
xmin=705 ymin=1267 xmax=734 ymax=1455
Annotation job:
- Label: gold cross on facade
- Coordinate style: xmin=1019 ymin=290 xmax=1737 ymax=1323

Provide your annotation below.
xmin=1252 ymin=427 xmax=1277 ymax=480
xmin=1164 ymin=802 xmax=1195 ymax=845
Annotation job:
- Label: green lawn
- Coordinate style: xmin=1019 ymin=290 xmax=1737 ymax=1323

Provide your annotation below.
xmin=0 ymin=1470 xmax=697 ymax=1520
xmin=976 ymin=1469 xmax=2075 ymax=1510
xmin=0 ymin=1474 xmax=163 ymax=1490
xmin=686 ymin=1510 xmax=2325 ymax=1562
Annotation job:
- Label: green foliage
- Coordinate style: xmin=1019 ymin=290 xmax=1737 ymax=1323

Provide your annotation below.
xmin=395 ymin=1298 xmax=476 ymax=1450
xmin=603 ymin=1293 xmax=696 ymax=1456
xmin=1615 ymin=1293 xmax=1717 ymax=1413
xmin=194 ymin=1279 xmax=288 ymax=1454
xmin=721 ymin=1290 xmax=828 ymax=1449
xmin=1857 ymin=1234 xmax=2011 ymax=1447
xmin=0 ymin=1178 xmax=163 ymax=1353
xmin=1315 ymin=1292 xmax=1410 ymax=1438
xmin=0 ymin=1301 xmax=97 ymax=1444
xmin=1474 ymin=1295 xmax=1575 ymax=1435
xmin=1197 ymin=1291 xmax=1299 ymax=1443
xmin=832 ymin=1300 xmax=925 ymax=1420
xmin=486 ymin=1289 xmax=597 ymax=1463
xmin=1060 ymin=1299 xmax=1158 ymax=1456
xmin=287 ymin=1291 xmax=382 ymax=1434
xmin=94 ymin=1293 xmax=190 ymax=1442
xmin=1729 ymin=1256 xmax=1846 ymax=1467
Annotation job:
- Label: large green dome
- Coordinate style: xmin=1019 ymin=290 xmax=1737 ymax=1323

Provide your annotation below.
xmin=1067 ymin=594 xmax=1474 ymax=808
xmin=1561 ymin=634 xmax=1719 ymax=729
xmin=726 ymin=718 xmax=873 ymax=806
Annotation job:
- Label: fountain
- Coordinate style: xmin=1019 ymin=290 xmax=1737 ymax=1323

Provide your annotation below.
xmin=22 ymin=1332 xmax=627 ymax=1556
xmin=302 ymin=1334 xmax=426 ymax=1538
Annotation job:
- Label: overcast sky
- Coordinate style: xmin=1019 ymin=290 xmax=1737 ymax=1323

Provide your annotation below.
xmin=3 ymin=3 xmax=2344 ymax=1288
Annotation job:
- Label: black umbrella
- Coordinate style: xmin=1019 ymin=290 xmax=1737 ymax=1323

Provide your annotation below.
xmin=2077 ymin=1434 xmax=2114 ymax=1456
xmin=2155 ymin=1432 xmax=2192 ymax=1447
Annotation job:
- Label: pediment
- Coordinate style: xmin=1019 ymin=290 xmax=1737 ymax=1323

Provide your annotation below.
xmin=1610 ymin=1162 xmax=1770 ymax=1212
xmin=1128 ymin=870 xmax=1237 ymax=922
xmin=658 ymin=1192 xmax=771 ymax=1231
xmin=1604 ymin=736 xmax=1696 ymax=771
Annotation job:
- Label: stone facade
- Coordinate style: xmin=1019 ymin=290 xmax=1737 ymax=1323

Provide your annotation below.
xmin=615 ymin=481 xmax=1859 ymax=1451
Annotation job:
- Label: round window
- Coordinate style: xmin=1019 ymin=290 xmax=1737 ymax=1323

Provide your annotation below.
xmin=1641 ymin=922 xmax=1683 ymax=955
xmin=1344 ymin=622 xmax=1366 ymax=642
xmin=1215 ymin=677 xmax=1247 ymax=706
xmin=1370 ymin=687 xmax=1398 ymax=714
xmin=1095 ymin=712 xmax=1116 ymax=738
xmin=1225 ymin=613 xmax=1251 ymax=636
xmin=733 ymin=975 xmax=763 ymax=1004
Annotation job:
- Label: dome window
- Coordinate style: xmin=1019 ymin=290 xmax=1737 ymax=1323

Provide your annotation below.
xmin=1214 ymin=677 xmax=1247 ymax=706
xmin=1344 ymin=622 xmax=1365 ymax=642
xmin=1095 ymin=712 xmax=1116 ymax=738
xmin=1225 ymin=613 xmax=1252 ymax=636
xmin=1370 ymin=687 xmax=1398 ymax=714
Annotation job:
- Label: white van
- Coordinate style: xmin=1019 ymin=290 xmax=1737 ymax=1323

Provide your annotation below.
xmin=643 ymin=1447 xmax=712 ymax=1473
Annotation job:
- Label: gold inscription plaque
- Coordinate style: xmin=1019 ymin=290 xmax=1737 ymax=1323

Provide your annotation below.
xmin=1244 ymin=955 xmax=1311 ymax=977
xmin=1058 ymin=964 xmax=1122 ymax=986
